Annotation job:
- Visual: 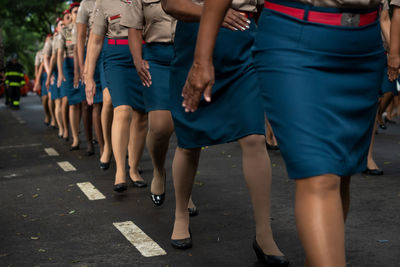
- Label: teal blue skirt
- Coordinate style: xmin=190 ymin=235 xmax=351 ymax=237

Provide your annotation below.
xmin=49 ymin=68 xmax=60 ymax=100
xmin=253 ymin=4 xmax=384 ymax=179
xmin=103 ymin=38 xmax=145 ymax=112
xmin=40 ymin=72 xmax=48 ymax=96
xmin=170 ymin=21 xmax=265 ymax=149
xmin=143 ymin=43 xmax=173 ymax=112
xmin=62 ymin=57 xmax=84 ymax=105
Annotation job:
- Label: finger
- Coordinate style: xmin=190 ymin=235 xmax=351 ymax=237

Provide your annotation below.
xmin=203 ymin=83 xmax=213 ymax=102
xmin=222 ymin=21 xmax=238 ymax=31
xmin=227 ymin=12 xmax=249 ymax=30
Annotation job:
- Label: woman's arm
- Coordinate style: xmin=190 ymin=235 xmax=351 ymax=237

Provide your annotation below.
xmin=181 ymin=0 xmax=232 ymax=112
xmin=128 ymin=28 xmax=151 ymax=87
xmin=85 ymin=33 xmax=104 ymax=105
xmin=162 ymin=0 xmax=249 ymax=31
xmin=57 ymin=48 xmax=65 ymax=88
xmin=45 ymin=53 xmax=56 ymax=89
xmin=34 ymin=62 xmax=44 ymax=92
xmin=380 ymin=9 xmax=390 ymax=48
xmin=388 ymin=6 xmax=400 ymax=81
xmin=76 ymin=23 xmax=87 ymax=80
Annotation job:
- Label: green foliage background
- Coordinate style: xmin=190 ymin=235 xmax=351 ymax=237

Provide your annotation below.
xmin=0 ymin=0 xmax=73 ymax=77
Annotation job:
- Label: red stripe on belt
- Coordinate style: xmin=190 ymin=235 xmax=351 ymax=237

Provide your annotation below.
xmin=108 ymin=39 xmax=129 ymax=45
xmin=264 ymin=1 xmax=378 ymax=27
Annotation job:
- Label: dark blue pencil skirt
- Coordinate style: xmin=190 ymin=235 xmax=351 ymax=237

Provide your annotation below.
xmin=380 ymin=57 xmax=398 ymax=96
xmin=143 ymin=43 xmax=173 ymax=112
xmin=171 ymin=21 xmax=265 ymax=149
xmin=84 ymin=48 xmax=103 ymax=104
xmin=99 ymin=41 xmax=108 ymax=90
xmin=103 ymin=38 xmax=145 ymax=112
xmin=49 ymin=68 xmax=60 ymax=100
xmin=41 ymin=72 xmax=48 ymax=96
xmin=62 ymin=57 xmax=84 ymax=105
xmin=253 ymin=6 xmax=384 ymax=179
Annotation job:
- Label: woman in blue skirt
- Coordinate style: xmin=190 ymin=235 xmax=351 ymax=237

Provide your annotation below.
xmin=76 ymin=0 xmax=105 ymax=157
xmin=182 ymin=0 xmax=384 ymax=266
xmin=34 ymin=49 xmax=51 ymax=125
xmin=56 ymin=9 xmax=73 ymax=142
xmin=86 ymin=0 xmax=148 ymax=192
xmin=46 ymin=19 xmax=65 ymax=139
xmin=163 ymin=0 xmax=288 ymax=264
xmin=120 ymin=0 xmax=196 ymax=211
xmin=42 ymin=34 xmax=57 ymax=129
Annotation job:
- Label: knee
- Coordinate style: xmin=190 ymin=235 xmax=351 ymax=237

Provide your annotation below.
xmin=149 ymin=122 xmax=173 ymax=141
xmin=239 ymin=134 xmax=266 ymax=150
xmin=297 ymin=175 xmax=341 ymax=197
xmin=114 ymin=106 xmax=132 ymax=122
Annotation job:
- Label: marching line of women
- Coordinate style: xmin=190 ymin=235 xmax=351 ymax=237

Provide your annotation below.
xmin=31 ymin=0 xmax=400 ymax=266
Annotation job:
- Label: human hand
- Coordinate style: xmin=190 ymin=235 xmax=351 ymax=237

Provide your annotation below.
xmin=222 ymin=9 xmax=250 ymax=31
xmin=134 ymin=59 xmax=152 ymax=87
xmin=388 ymin=53 xmax=400 ymax=82
xmin=85 ymin=77 xmax=96 ymax=106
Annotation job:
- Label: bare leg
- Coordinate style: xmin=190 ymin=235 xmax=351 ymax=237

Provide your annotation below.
xmin=296 ymin=175 xmax=346 ymax=267
xmin=54 ymin=99 xmax=63 ymax=137
xmin=69 ymin=103 xmax=81 ymax=147
xmin=147 ymin=110 xmax=174 ymax=194
xmin=367 ymin=117 xmax=380 ymax=170
xmin=112 ymin=105 xmax=132 ymax=185
xmin=82 ymin=100 xmax=94 ymax=153
xmin=100 ymin=88 xmax=113 ymax=163
xmin=238 ymin=134 xmax=283 ymax=256
xmin=377 ymin=92 xmax=393 ymax=125
xmin=128 ymin=110 xmax=148 ymax=182
xmin=61 ymin=96 xmax=69 ymax=139
xmin=340 ymin=176 xmax=351 ymax=221
xmin=171 ymin=147 xmax=201 ymax=240
xmin=265 ymin=118 xmax=278 ymax=146
xmin=41 ymin=95 xmax=50 ymax=124
xmin=93 ymin=103 xmax=104 ymax=155
xmin=48 ymin=94 xmax=56 ymax=127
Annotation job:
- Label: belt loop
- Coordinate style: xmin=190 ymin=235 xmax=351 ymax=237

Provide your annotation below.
xmin=303 ymin=5 xmax=310 ymax=21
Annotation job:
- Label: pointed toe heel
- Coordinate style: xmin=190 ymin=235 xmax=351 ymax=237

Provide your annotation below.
xmin=188 ymin=208 xmax=199 ymax=217
xmin=113 ymin=183 xmax=127 ymax=192
xmin=253 ymin=238 xmax=289 ymax=267
xmin=100 ymin=162 xmax=110 ymax=170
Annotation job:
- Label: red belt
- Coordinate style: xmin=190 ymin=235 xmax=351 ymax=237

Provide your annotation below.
xmin=264 ymin=1 xmax=378 ymax=27
xmin=108 ymin=39 xmax=147 ymax=45
xmin=108 ymin=39 xmax=129 ymax=45
xmin=243 ymin=12 xmax=255 ymax=19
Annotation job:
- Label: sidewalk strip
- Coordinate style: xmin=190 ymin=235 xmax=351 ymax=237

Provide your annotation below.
xmin=44 ymin=147 xmax=59 ymax=156
xmin=113 ymin=221 xmax=167 ymax=257
xmin=57 ymin=161 xmax=76 ymax=172
xmin=76 ymin=182 xmax=106 ymax=200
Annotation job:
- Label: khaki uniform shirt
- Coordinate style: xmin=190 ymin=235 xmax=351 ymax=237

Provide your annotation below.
xmin=55 ymin=23 xmax=75 ymax=57
xmin=391 ymin=0 xmax=400 ymax=6
xmin=35 ymin=50 xmax=44 ymax=67
xmin=76 ymin=0 xmax=96 ymax=29
xmin=193 ymin=0 xmax=264 ymax=12
xmin=92 ymin=0 xmax=130 ymax=39
xmin=43 ymin=37 xmax=53 ymax=57
xmin=120 ymin=0 xmax=176 ymax=43
xmin=52 ymin=33 xmax=59 ymax=56
xmin=292 ymin=0 xmax=380 ymax=8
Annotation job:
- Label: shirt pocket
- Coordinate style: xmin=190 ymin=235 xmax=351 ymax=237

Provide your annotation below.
xmin=142 ymin=0 xmax=163 ymax=22
xmin=108 ymin=14 xmax=122 ymax=36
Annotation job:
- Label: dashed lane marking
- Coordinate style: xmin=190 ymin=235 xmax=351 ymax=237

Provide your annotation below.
xmin=57 ymin=161 xmax=76 ymax=172
xmin=0 ymin=143 xmax=42 ymax=150
xmin=44 ymin=147 xmax=59 ymax=156
xmin=113 ymin=221 xmax=167 ymax=257
xmin=76 ymin=182 xmax=106 ymax=200
xmin=9 ymin=111 xmax=26 ymax=124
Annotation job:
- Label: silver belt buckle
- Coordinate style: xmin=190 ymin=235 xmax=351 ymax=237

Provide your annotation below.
xmin=341 ymin=13 xmax=360 ymax=27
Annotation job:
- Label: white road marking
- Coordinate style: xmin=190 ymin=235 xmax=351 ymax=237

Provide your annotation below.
xmin=0 ymin=143 xmax=42 ymax=150
xmin=44 ymin=147 xmax=59 ymax=156
xmin=3 ymin=174 xmax=18 ymax=179
xmin=57 ymin=161 xmax=76 ymax=172
xmin=76 ymin=182 xmax=106 ymax=200
xmin=10 ymin=111 xmax=26 ymax=124
xmin=113 ymin=221 xmax=167 ymax=257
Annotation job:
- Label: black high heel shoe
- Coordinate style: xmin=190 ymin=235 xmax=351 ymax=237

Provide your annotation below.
xmin=129 ymin=175 xmax=147 ymax=188
xmin=188 ymin=208 xmax=199 ymax=217
xmin=171 ymin=229 xmax=192 ymax=250
xmin=113 ymin=183 xmax=127 ymax=192
xmin=63 ymin=137 xmax=69 ymax=142
xmin=70 ymin=144 xmax=80 ymax=151
xmin=150 ymin=175 xmax=166 ymax=206
xmin=100 ymin=161 xmax=110 ymax=170
xmin=384 ymin=116 xmax=396 ymax=124
xmin=253 ymin=237 xmax=289 ymax=266
xmin=363 ymin=168 xmax=384 ymax=176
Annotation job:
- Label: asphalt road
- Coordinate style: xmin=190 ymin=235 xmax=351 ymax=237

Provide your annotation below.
xmin=0 ymin=94 xmax=399 ymax=267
